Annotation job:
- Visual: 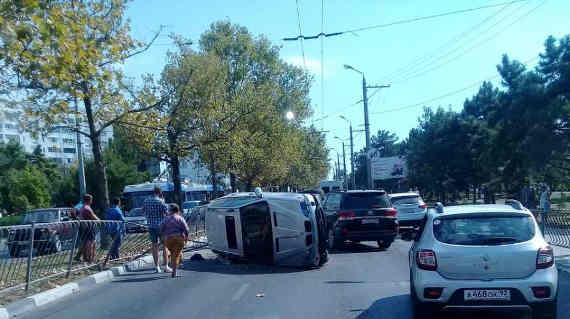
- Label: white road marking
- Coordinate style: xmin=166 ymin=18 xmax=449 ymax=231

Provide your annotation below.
xmin=232 ymin=283 xmax=250 ymax=301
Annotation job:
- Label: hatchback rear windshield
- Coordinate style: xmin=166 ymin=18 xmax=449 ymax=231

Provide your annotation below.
xmin=391 ymin=196 xmax=421 ymax=205
xmin=433 ymin=215 xmax=535 ymax=245
xmin=341 ymin=193 xmax=391 ymax=210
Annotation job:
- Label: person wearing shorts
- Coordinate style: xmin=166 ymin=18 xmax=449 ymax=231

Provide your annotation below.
xmin=142 ymin=186 xmax=170 ymax=273
xmin=79 ymin=194 xmax=99 ymax=263
xmin=161 ymin=204 xmax=189 ymax=278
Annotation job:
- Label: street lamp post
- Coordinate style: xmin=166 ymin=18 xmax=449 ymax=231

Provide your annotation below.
xmin=340 ymin=115 xmax=356 ymax=190
xmin=334 ymin=137 xmax=348 ymax=191
xmin=343 ymin=64 xmax=390 ymax=189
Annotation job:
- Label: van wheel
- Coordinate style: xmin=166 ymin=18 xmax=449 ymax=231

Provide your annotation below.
xmin=319 ymin=250 xmax=328 ymax=265
xmin=328 ymin=229 xmax=342 ymax=250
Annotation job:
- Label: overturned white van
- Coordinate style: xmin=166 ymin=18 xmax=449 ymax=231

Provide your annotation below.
xmin=206 ymin=191 xmax=329 ymax=267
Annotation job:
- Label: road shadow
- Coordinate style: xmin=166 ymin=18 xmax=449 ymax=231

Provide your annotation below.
xmin=329 ymin=242 xmax=385 ymax=255
xmin=353 ymin=294 xmax=533 ymax=319
xmin=112 ymin=276 xmax=165 ymax=283
xmin=178 ymin=257 xmax=307 ymax=275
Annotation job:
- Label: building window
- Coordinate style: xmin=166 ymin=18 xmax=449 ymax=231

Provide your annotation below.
xmin=63 ymin=138 xmax=74 ymax=145
xmin=48 ymin=146 xmax=60 ymax=153
xmin=63 ymin=147 xmax=76 ymax=154
xmin=5 ymin=134 xmax=19 ymax=144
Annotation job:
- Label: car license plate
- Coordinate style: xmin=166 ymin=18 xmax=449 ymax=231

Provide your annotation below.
xmin=464 ymin=289 xmax=510 ymax=301
xmin=362 ymin=219 xmax=379 ymax=224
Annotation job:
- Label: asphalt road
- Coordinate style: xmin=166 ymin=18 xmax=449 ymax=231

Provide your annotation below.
xmin=19 ymin=240 xmax=570 ymax=319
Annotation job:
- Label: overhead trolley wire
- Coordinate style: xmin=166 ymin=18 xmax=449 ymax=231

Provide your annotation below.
xmin=282 ymin=0 xmax=531 ymax=41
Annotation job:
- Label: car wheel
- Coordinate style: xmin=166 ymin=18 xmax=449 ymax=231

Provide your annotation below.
xmin=533 ymin=300 xmax=557 ymax=319
xmin=50 ymin=235 xmax=62 ymax=253
xmin=377 ymin=240 xmax=392 ymax=249
xmin=319 ymin=250 xmax=329 ymax=266
xmin=328 ymin=229 xmax=342 ymax=250
xmin=8 ymin=245 xmax=21 ymax=258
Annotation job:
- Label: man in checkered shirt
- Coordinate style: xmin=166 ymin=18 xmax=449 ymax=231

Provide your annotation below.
xmin=142 ymin=186 xmax=171 ymax=273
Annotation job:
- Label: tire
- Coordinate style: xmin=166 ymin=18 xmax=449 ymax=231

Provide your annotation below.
xmin=8 ymin=245 xmax=21 ymax=258
xmin=50 ymin=235 xmax=62 ymax=253
xmin=377 ymin=240 xmax=392 ymax=249
xmin=533 ymin=300 xmax=557 ymax=319
xmin=328 ymin=229 xmax=342 ymax=250
xmin=319 ymin=250 xmax=329 ymax=266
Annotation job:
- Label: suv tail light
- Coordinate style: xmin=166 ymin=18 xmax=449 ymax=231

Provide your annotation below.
xmin=416 ymin=249 xmax=437 ymax=271
xmin=385 ymin=208 xmax=397 ymax=217
xmin=536 ymin=246 xmax=554 ymax=269
xmin=338 ymin=211 xmax=356 ymax=220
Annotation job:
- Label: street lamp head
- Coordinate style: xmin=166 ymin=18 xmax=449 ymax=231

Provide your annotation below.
xmin=343 ymin=64 xmax=353 ymax=70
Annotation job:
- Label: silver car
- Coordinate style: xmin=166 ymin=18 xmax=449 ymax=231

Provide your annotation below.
xmin=409 ymin=201 xmax=557 ymax=319
xmin=389 ymin=192 xmax=426 ymax=232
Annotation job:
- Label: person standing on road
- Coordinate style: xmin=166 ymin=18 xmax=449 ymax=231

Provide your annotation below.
xmin=540 ymin=184 xmax=552 ymax=234
xmin=142 ymin=186 xmax=171 ymax=273
xmin=103 ymin=197 xmax=125 ymax=266
xmin=161 ymin=204 xmax=189 ymax=278
xmin=79 ymin=194 xmax=99 ymax=263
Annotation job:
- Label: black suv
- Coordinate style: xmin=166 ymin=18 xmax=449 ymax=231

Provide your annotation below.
xmin=324 ymin=190 xmax=398 ymax=249
xmin=7 ymin=208 xmax=74 ymax=257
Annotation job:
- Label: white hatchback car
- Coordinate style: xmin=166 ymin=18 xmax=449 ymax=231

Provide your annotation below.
xmin=409 ymin=201 xmax=557 ymax=319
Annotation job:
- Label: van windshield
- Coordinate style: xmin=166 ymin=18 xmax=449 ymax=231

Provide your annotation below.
xmin=433 ymin=215 xmax=535 ymax=245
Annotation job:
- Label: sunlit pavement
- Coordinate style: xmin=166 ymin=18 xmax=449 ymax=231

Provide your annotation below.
xmin=19 ymin=240 xmax=570 ymax=319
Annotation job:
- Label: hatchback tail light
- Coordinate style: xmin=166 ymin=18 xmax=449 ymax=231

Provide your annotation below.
xmin=536 ymin=246 xmax=554 ymax=269
xmin=384 ymin=208 xmax=397 ymax=217
xmin=338 ymin=211 xmax=356 ymax=220
xmin=416 ymin=249 xmax=437 ymax=271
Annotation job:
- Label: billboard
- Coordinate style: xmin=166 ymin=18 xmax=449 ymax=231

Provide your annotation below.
xmin=367 ymin=150 xmax=407 ymax=180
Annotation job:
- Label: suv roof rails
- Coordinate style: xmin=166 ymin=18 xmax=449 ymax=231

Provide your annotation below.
xmin=505 ymin=199 xmax=524 ymax=210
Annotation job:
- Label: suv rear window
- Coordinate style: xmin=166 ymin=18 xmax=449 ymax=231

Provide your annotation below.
xmin=433 ymin=215 xmax=535 ymax=245
xmin=391 ymin=196 xmax=420 ymax=205
xmin=341 ymin=193 xmax=391 ymax=210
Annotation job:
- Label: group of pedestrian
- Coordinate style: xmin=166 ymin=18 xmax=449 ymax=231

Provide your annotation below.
xmin=520 ymin=183 xmax=551 ymax=213
xmin=143 ymin=186 xmax=190 ymax=278
xmin=70 ymin=186 xmax=189 ymax=277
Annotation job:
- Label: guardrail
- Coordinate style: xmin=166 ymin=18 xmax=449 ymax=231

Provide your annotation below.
xmin=0 ymin=210 xmax=206 ymax=294
xmin=533 ymin=209 xmax=570 ymax=248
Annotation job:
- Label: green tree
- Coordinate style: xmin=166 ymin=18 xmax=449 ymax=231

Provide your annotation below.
xmin=0 ymin=0 xmax=162 ymax=213
xmin=0 ymin=165 xmax=51 ymax=214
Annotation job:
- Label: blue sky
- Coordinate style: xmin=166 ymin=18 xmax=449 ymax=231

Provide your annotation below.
xmin=124 ymin=0 xmax=569 ymax=177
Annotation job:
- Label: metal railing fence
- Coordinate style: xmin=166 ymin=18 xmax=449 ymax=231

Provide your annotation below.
xmin=533 ymin=209 xmax=570 ymax=248
xmin=0 ymin=210 xmax=206 ymax=294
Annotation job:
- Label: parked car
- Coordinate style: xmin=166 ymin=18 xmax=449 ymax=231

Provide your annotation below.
xmin=124 ymin=208 xmax=147 ymax=233
xmin=323 ymin=190 xmax=398 ymax=249
xmin=409 ymin=201 xmax=557 ymax=319
xmin=389 ymin=192 xmax=427 ymax=238
xmin=183 ymin=201 xmax=201 ymax=217
xmin=6 ymin=208 xmax=74 ymax=257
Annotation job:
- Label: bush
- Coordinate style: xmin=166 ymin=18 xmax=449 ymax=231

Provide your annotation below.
xmin=0 ymin=215 xmax=23 ymax=226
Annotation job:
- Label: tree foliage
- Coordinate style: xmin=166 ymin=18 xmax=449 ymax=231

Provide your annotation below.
xmin=0 ymin=0 xmax=161 ymax=213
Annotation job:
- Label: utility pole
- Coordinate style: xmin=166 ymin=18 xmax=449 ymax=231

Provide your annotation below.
xmin=342 ymin=142 xmax=347 ymax=191
xmin=74 ymin=96 xmax=86 ymax=196
xmin=337 ymin=153 xmax=341 ymax=181
xmin=344 ymin=64 xmax=390 ymax=189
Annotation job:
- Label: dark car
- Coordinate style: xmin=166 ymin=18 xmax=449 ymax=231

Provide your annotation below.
xmin=7 ymin=208 xmax=74 ymax=257
xmin=323 ymin=190 xmax=398 ymax=249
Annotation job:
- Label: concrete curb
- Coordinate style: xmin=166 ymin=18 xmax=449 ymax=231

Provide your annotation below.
xmin=0 ymin=256 xmax=157 ymax=318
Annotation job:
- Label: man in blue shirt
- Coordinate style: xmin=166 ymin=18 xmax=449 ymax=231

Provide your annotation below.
xmin=103 ymin=197 xmax=125 ymax=266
